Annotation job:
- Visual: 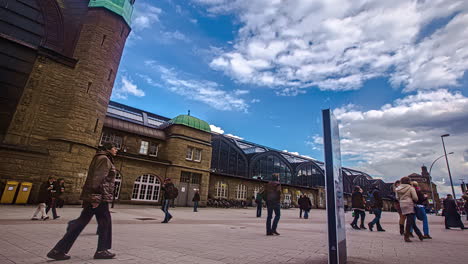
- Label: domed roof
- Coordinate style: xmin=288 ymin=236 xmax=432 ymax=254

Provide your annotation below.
xmin=169 ymin=115 xmax=211 ymax=133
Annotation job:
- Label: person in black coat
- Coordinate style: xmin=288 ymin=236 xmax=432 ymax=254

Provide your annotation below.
xmin=368 ymin=186 xmax=385 ymax=232
xmin=299 ymin=195 xmax=312 ymax=219
xmin=443 ymin=194 xmax=466 ymax=230
xmin=350 ymin=186 xmax=366 ymax=230
xmin=192 ymin=190 xmax=200 ymax=212
xmin=46 ymin=178 xmax=60 ymax=220
xmin=298 ymin=195 xmax=305 ymax=218
xmin=31 ymin=179 xmax=53 ymax=220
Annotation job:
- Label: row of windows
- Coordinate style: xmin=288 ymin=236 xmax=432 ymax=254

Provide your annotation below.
xmin=100 ymin=132 xmax=203 ymax=162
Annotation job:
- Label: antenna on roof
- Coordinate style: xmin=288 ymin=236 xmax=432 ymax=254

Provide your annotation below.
xmin=188 ymin=110 xmax=191 ymax=116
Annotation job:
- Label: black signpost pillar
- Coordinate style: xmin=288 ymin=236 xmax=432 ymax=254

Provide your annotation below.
xmin=322 ymin=109 xmax=347 ymax=264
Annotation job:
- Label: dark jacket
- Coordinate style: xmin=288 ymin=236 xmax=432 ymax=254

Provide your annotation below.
xmin=415 ymin=188 xmax=427 ymax=205
xmin=192 ymin=192 xmax=200 ymax=202
xmin=80 ymin=150 xmax=116 ymax=203
xmin=57 ymin=182 xmax=65 ymax=197
xmin=371 ymin=189 xmax=383 ymax=209
xmin=264 ymin=181 xmax=281 ymax=203
xmin=255 ymin=193 xmax=263 ymax=203
xmin=299 ymin=196 xmax=312 ymax=210
xmin=351 ymin=191 xmax=365 ymax=209
xmin=162 ymin=183 xmax=177 ymax=200
xmin=37 ymin=182 xmax=50 ymax=203
xmin=443 ymin=198 xmax=458 ymax=216
xmin=46 ymin=181 xmax=56 ymax=199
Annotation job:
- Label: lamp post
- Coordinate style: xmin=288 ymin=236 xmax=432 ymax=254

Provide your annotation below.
xmin=441 ymin=134 xmax=456 ymax=200
xmin=429 ymin=152 xmax=454 ymax=210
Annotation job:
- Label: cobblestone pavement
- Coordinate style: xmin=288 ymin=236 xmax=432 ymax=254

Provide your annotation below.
xmin=0 ymin=205 xmax=467 ymax=264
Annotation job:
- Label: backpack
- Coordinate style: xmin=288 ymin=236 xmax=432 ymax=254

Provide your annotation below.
xmin=367 ymin=191 xmax=376 ymax=207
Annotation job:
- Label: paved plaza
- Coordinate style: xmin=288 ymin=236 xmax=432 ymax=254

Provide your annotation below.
xmin=0 ymin=205 xmax=467 ymax=264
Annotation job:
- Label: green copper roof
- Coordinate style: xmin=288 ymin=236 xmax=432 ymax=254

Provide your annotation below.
xmin=169 ymin=115 xmax=211 ymax=133
xmin=88 ymin=0 xmax=134 ymax=26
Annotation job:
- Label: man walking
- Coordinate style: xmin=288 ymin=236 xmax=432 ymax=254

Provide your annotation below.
xmin=192 ymin=190 xmax=200 ymax=212
xmin=368 ymin=186 xmax=385 ymax=232
xmin=46 ymin=177 xmax=60 ymax=220
xmin=443 ymin=194 xmax=466 ymax=230
xmin=161 ymin=178 xmax=177 ymax=223
xmin=255 ymin=190 xmax=263 ymax=217
xmin=350 ymin=186 xmax=366 ymax=230
xmin=298 ymin=195 xmax=305 ymax=218
xmin=47 ymin=143 xmax=118 ymax=260
xmin=264 ymin=173 xmax=281 ymax=236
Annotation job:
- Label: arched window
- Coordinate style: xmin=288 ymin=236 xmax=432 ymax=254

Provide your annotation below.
xmin=295 ymin=162 xmax=325 ymax=187
xmin=114 ymin=172 xmax=122 ymax=199
xmin=131 ymin=174 xmax=161 ymax=201
xmin=235 ymin=184 xmax=247 ymax=200
xmin=250 ymin=153 xmax=293 ymax=184
xmin=211 ymin=136 xmax=248 ymax=177
xmin=215 ymin=181 xmax=228 ymax=198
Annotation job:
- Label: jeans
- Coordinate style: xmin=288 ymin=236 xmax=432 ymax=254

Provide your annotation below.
xmin=413 ymin=205 xmax=429 ymax=235
xmin=193 ymin=201 xmax=198 ymax=212
xmin=304 ymin=209 xmax=310 ymax=219
xmin=161 ymin=199 xmax=172 ymax=221
xmin=46 ymin=198 xmax=58 ymax=218
xmin=266 ymin=202 xmax=281 ymax=234
xmin=369 ymin=208 xmax=383 ymax=230
xmin=53 ymin=202 xmax=112 ymax=253
xmin=256 ymin=202 xmax=262 ymax=217
xmin=351 ymin=209 xmax=365 ymax=227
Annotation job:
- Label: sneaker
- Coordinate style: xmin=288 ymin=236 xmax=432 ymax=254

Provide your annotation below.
xmin=43 ymin=216 xmax=49 ymax=221
xmin=54 ymin=216 xmax=61 ymax=220
xmin=422 ymin=235 xmax=432 ymax=239
xmin=377 ymin=229 xmax=386 ymax=232
xmin=266 ymin=232 xmax=273 ymax=236
xmin=31 ymin=217 xmax=39 ymax=220
xmin=359 ymin=225 xmax=367 ymax=230
xmin=350 ymin=223 xmax=360 ymax=230
xmin=161 ymin=220 xmax=168 ymax=223
xmin=367 ymin=223 xmax=373 ymax=231
xmin=168 ymin=215 xmax=173 ymax=222
xmin=94 ymin=250 xmax=116 ymax=259
xmin=272 ymin=231 xmax=280 ymax=236
xmin=47 ymin=249 xmax=71 ymax=260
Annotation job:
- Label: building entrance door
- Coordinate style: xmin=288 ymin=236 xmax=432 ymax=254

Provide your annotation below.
xmin=176 ymin=171 xmax=201 ymax=206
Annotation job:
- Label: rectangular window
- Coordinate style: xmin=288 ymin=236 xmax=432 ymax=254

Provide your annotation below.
xmin=149 ymin=142 xmax=158 ymax=156
xmin=180 ymin=171 xmax=191 ymax=183
xmin=100 ymin=131 xmax=123 ymax=149
xmin=191 ymin=173 xmax=201 ymax=184
xmin=139 ymin=140 xmax=149 ymax=155
xmin=193 ymin=148 xmax=202 ymax=162
xmin=186 ymin=147 xmax=193 ymax=160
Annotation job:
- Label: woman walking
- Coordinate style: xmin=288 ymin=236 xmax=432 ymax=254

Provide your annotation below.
xmin=395 ymin=177 xmax=423 ymax=242
xmin=393 ymin=180 xmax=405 ymax=235
xmin=350 ymin=186 xmax=366 ymax=230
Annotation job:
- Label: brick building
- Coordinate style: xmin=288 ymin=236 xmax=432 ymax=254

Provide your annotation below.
xmin=407 ymin=166 xmax=440 ymax=209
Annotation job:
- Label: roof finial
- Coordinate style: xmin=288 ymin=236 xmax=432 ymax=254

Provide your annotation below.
xmin=188 ymin=110 xmax=191 ymax=116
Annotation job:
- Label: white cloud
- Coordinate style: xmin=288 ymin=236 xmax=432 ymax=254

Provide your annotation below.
xmin=112 ymin=76 xmax=145 ymax=99
xmin=210 ymin=124 xmax=224 ymax=134
xmin=132 ymin=3 xmax=162 ymax=31
xmin=225 ymin=133 xmax=244 ymax=140
xmin=159 ymin=30 xmax=191 ymax=43
xmin=308 ymin=89 xmax=468 ymax=196
xmin=251 ymin=99 xmax=260 ymax=103
xmin=194 ymin=0 xmax=468 ymax=93
xmin=143 ymin=60 xmax=250 ymax=112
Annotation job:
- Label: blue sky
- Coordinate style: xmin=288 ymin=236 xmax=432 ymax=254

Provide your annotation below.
xmin=112 ymin=0 xmax=468 ymax=196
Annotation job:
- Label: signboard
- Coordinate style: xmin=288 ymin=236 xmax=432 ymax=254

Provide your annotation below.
xmin=322 ymin=109 xmax=347 ymax=264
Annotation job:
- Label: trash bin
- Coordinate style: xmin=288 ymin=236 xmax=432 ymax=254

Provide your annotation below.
xmin=15 ymin=182 xmax=33 ymax=204
xmin=1 ymin=180 xmax=19 ymax=204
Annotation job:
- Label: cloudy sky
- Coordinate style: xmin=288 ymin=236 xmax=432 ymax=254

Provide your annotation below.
xmin=113 ymin=0 xmax=468 ymax=196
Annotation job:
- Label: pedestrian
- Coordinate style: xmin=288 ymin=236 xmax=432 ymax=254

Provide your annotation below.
xmin=161 ymin=178 xmax=177 ymax=223
xmin=46 ymin=177 xmax=60 ymax=220
xmin=443 ymin=194 xmax=466 ymax=230
xmin=264 ymin=173 xmax=281 ymax=236
xmin=298 ymin=195 xmax=305 ymax=218
xmin=56 ymin=179 xmax=66 ymax=208
xmin=255 ymin=190 xmax=263 ymax=217
xmin=46 ymin=142 xmax=118 ymax=260
xmin=367 ymin=185 xmax=385 ymax=232
xmin=412 ymin=181 xmax=431 ymax=239
xmin=393 ymin=180 xmax=406 ymax=235
xmin=31 ymin=178 xmax=52 ymax=220
xmin=350 ymin=186 xmax=366 ymax=230
xmin=396 ymin=176 xmax=424 ymax=242
xmin=462 ymin=191 xmax=468 ymax=221
xmin=302 ymin=195 xmax=312 ymax=219
xmin=192 ymin=190 xmax=200 ymax=212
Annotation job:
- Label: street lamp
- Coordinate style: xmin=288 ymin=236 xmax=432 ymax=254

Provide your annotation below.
xmin=441 ymin=134 xmax=456 ymax=200
xmin=429 ymin=151 xmax=454 ymax=210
